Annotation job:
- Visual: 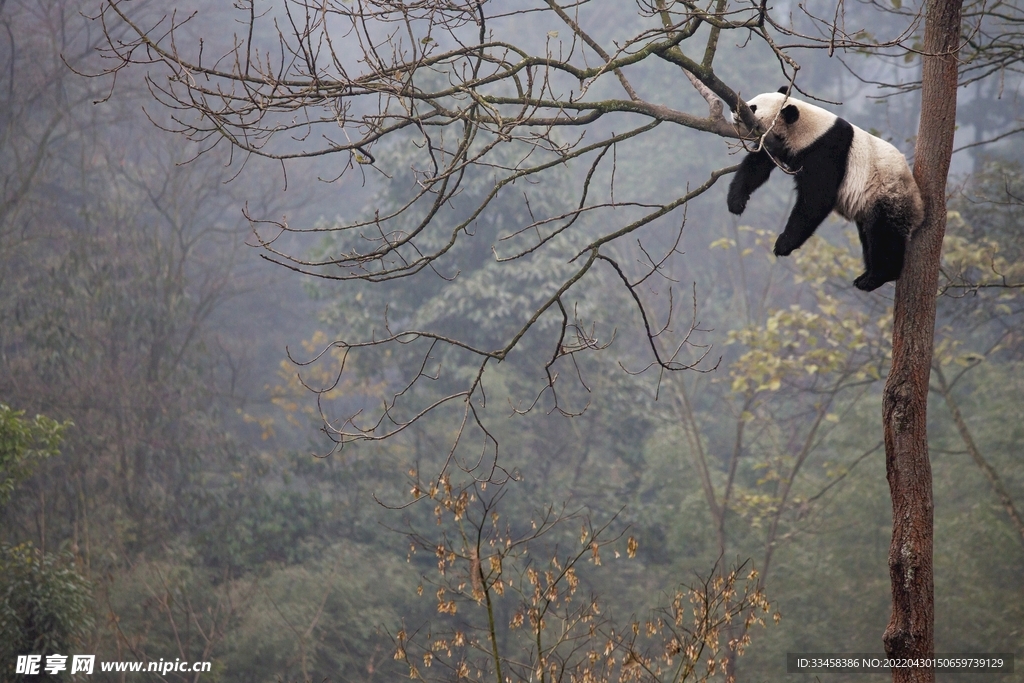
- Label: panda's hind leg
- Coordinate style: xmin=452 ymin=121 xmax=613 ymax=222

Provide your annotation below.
xmin=853 ymin=209 xmax=906 ymax=292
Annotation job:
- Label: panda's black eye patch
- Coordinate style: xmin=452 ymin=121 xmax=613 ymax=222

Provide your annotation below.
xmin=749 ymin=105 xmax=757 ymax=113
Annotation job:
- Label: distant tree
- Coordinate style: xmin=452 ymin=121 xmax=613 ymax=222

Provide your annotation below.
xmin=0 ymin=407 xmax=90 ymax=683
xmin=0 ymin=543 xmax=94 ymax=682
xmin=0 ymin=405 xmax=67 ymax=509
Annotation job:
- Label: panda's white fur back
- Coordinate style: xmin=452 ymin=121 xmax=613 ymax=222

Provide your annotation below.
xmin=842 ymin=125 xmax=920 ymax=224
xmin=741 ymin=92 xmax=923 ymax=230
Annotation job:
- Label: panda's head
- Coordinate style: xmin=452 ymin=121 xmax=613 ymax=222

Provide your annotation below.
xmin=733 ymin=88 xmax=837 ymax=152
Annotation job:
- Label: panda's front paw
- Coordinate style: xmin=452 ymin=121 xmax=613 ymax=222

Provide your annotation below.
xmin=727 ymin=189 xmax=748 ymax=215
xmin=773 ymin=232 xmax=800 ymax=257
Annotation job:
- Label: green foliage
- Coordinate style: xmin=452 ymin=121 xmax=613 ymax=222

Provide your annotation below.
xmin=0 ymin=405 xmax=68 ymax=508
xmin=311 ymin=135 xmax=584 ymax=352
xmin=0 ymin=543 xmax=93 ymax=681
xmin=194 ymin=482 xmax=328 ymax=569
xmin=0 ymin=408 xmax=91 ymax=681
xmin=951 ymin=160 xmax=1024 ymax=262
xmin=223 ymin=543 xmax=414 ymax=682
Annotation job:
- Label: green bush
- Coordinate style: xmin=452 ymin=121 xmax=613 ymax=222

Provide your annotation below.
xmin=0 ymin=543 xmax=93 ymax=681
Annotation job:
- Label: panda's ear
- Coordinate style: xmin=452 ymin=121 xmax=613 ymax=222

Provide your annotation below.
xmin=778 ymin=86 xmax=789 ymax=94
xmin=781 ymin=104 xmax=800 ymax=125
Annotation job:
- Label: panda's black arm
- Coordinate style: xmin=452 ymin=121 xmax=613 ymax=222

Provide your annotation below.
xmin=773 ymin=151 xmax=845 ymax=257
xmin=727 ymin=149 xmax=776 ymax=215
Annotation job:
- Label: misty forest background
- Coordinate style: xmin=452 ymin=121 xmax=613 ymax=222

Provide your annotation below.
xmin=1 ymin=1 xmax=1023 ymax=681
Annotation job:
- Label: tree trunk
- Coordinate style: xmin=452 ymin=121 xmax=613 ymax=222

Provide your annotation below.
xmin=881 ymin=1 xmax=962 ymax=681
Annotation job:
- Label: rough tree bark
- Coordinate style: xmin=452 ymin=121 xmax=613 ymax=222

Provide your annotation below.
xmin=882 ymin=0 xmax=962 ymax=681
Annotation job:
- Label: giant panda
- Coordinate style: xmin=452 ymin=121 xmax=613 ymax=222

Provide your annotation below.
xmin=726 ymin=89 xmax=924 ymax=291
